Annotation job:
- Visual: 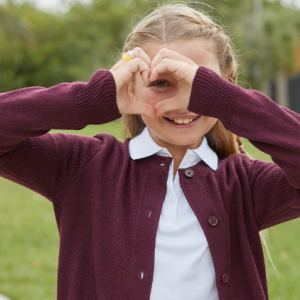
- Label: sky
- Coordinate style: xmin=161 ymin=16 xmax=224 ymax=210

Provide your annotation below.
xmin=0 ymin=0 xmax=93 ymax=13
xmin=280 ymin=0 xmax=300 ymax=9
xmin=0 ymin=0 xmax=299 ymax=12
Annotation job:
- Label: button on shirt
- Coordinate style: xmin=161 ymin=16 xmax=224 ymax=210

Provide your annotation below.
xmin=129 ymin=126 xmax=219 ymax=300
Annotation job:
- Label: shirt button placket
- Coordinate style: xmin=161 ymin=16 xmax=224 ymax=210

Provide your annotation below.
xmin=135 ymin=159 xmax=171 ymax=295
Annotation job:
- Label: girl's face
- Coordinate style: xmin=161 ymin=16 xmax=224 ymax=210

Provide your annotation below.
xmin=128 ymin=38 xmax=224 ymax=150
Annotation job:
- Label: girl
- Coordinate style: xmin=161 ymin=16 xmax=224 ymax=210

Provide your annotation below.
xmin=0 ymin=2 xmax=299 ymax=300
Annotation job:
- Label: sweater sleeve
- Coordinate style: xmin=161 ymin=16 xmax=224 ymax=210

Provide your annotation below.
xmin=188 ymin=66 xmax=300 ymax=230
xmin=0 ymin=69 xmax=122 ymax=201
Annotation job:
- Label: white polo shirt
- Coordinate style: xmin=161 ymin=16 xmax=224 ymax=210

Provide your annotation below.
xmin=129 ymin=126 xmax=219 ymax=300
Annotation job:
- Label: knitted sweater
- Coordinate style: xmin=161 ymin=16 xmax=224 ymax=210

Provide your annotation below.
xmin=0 ymin=66 xmax=299 ymax=300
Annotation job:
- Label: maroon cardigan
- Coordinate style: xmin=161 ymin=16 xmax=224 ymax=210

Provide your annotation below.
xmin=0 ymin=66 xmax=299 ymax=300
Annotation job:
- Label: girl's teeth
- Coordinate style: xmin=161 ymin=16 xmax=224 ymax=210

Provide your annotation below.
xmin=170 ymin=117 xmax=196 ymax=124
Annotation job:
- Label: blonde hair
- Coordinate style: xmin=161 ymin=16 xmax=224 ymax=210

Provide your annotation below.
xmin=120 ymin=0 xmax=279 ymax=279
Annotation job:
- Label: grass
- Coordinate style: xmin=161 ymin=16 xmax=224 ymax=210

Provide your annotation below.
xmin=0 ymin=120 xmax=299 ymax=299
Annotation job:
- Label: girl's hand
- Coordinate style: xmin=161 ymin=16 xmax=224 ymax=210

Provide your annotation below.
xmin=109 ymin=47 xmax=156 ymax=119
xmin=148 ymin=48 xmax=199 ymax=117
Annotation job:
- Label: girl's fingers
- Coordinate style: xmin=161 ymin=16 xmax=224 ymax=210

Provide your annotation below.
xmin=132 ymin=47 xmax=152 ymax=81
xmin=122 ymin=47 xmax=152 ymax=83
xmin=116 ymin=58 xmax=150 ymax=88
xmin=126 ymin=58 xmax=150 ymax=84
xmin=131 ymin=47 xmax=152 ymax=68
xmin=150 ymin=48 xmax=197 ymax=72
xmin=111 ymin=47 xmax=151 ymax=70
xmin=110 ymin=47 xmax=151 ymax=84
xmin=149 ymin=59 xmax=197 ymax=86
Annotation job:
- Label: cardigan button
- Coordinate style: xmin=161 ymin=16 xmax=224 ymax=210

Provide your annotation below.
xmin=185 ymin=168 xmax=194 ymax=178
xmin=222 ymin=273 xmax=229 ymax=283
xmin=208 ymin=216 xmax=219 ymax=226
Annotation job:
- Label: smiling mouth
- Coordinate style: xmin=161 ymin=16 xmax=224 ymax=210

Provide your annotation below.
xmin=163 ymin=116 xmax=200 ymax=125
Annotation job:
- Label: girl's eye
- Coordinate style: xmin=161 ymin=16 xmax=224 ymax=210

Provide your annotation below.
xmin=150 ymin=80 xmax=170 ymax=87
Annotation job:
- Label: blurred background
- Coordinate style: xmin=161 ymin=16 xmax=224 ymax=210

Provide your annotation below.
xmin=0 ymin=0 xmax=300 ymax=299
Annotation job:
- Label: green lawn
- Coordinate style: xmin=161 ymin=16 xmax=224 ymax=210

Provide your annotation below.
xmin=0 ymin=120 xmax=299 ymax=299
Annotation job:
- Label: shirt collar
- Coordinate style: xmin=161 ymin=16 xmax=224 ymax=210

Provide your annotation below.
xmin=129 ymin=126 xmax=218 ymax=171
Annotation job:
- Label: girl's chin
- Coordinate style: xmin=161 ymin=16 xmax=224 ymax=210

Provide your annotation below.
xmin=160 ymin=136 xmax=203 ymax=147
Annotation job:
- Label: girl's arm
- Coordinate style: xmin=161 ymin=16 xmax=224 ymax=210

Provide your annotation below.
xmin=0 ymin=69 xmax=121 ymax=201
xmin=188 ymin=66 xmax=300 ymax=231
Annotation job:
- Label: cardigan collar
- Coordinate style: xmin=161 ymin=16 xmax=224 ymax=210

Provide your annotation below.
xmin=129 ymin=126 xmax=218 ymax=171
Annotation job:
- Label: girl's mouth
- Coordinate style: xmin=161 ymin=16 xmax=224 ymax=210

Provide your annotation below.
xmin=163 ymin=116 xmax=201 ymax=128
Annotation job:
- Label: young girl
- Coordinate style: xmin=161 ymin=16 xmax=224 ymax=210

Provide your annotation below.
xmin=0 ymin=2 xmax=299 ymax=300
